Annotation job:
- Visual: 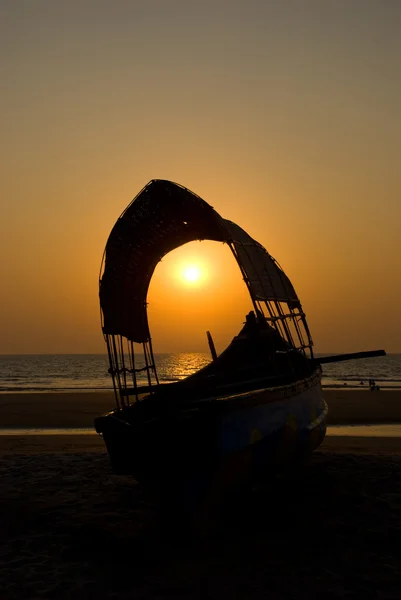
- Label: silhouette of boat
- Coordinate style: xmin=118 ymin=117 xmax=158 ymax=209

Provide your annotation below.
xmin=95 ymin=180 xmax=385 ymax=528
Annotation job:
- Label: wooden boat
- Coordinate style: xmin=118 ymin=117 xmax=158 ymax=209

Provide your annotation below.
xmin=95 ymin=180 xmax=385 ymax=528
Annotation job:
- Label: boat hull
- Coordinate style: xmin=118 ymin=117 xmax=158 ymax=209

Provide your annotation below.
xmin=218 ymin=372 xmax=326 ymax=473
xmin=166 ymin=373 xmax=326 ymax=534
xmin=96 ymin=369 xmax=326 ymax=502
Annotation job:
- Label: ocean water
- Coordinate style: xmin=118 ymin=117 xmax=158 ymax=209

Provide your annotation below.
xmin=0 ymin=353 xmax=400 ymax=393
xmin=0 ymin=353 xmax=210 ymax=392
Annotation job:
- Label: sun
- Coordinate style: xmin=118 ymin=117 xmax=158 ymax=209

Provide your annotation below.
xmin=182 ymin=265 xmax=202 ymax=283
xmin=162 ymin=249 xmax=210 ymax=287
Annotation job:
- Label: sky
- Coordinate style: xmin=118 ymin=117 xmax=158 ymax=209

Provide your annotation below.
xmin=1 ymin=0 xmax=400 ymax=355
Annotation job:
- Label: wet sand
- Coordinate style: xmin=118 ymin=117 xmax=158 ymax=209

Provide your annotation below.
xmin=1 ymin=431 xmax=401 ymax=456
xmin=1 ymin=389 xmax=401 ymax=598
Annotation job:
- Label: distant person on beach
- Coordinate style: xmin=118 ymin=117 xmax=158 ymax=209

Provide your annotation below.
xmin=369 ymin=378 xmax=380 ymax=391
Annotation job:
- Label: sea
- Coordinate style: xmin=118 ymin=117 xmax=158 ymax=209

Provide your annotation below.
xmin=0 ymin=353 xmax=400 ymax=393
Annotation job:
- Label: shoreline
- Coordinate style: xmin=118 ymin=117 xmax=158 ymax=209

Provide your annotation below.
xmin=1 ymin=383 xmax=400 ymax=394
xmin=0 ymin=389 xmax=400 ymax=455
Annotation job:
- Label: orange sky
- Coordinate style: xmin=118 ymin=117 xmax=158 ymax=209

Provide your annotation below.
xmin=1 ymin=1 xmax=400 ymax=354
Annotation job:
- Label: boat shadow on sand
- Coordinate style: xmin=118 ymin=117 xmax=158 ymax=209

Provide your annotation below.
xmin=1 ymin=451 xmax=400 ymax=599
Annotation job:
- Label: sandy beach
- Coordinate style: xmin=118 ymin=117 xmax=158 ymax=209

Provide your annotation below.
xmin=1 ymin=388 xmax=401 ymax=429
xmin=1 ymin=389 xmax=401 ymax=599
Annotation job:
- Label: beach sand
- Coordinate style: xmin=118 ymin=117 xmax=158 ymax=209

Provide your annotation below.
xmin=1 ymin=388 xmax=400 ymax=429
xmin=0 ymin=391 xmax=116 ymax=429
xmin=1 ymin=389 xmax=400 ymax=598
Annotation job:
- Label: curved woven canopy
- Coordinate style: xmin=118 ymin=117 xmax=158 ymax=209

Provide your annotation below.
xmin=100 ymin=180 xmax=228 ymax=341
xmin=100 ymin=180 xmax=299 ymax=343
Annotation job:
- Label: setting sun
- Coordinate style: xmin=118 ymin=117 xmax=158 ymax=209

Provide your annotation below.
xmin=182 ymin=265 xmax=202 ymax=283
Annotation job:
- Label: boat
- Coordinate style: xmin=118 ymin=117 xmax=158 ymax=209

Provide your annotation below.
xmin=95 ymin=179 xmax=385 ymax=529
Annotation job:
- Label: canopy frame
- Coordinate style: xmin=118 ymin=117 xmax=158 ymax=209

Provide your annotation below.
xmin=99 ymin=180 xmax=314 ymax=406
